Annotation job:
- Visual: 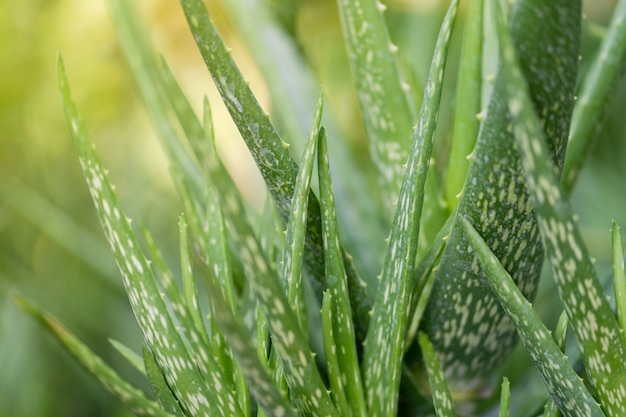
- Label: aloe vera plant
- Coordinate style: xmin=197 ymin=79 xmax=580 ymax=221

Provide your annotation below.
xmin=18 ymin=0 xmax=626 ymax=416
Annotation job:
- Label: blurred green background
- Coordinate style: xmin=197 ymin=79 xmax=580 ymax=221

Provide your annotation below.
xmin=0 ymin=0 xmax=624 ymax=416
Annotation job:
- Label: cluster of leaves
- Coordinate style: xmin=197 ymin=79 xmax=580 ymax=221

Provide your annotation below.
xmin=18 ymin=0 xmax=626 ymax=416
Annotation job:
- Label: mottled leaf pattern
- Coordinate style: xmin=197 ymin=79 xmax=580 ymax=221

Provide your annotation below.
xmin=336 ymin=0 xmax=415 ymax=216
xmin=460 ymin=217 xmax=604 ymax=417
xmin=361 ymin=2 xmax=459 ymax=415
xmin=496 ymin=3 xmax=626 ymax=412
xmin=418 ymin=332 xmax=458 ymax=417
xmin=420 ymin=0 xmax=581 ymax=391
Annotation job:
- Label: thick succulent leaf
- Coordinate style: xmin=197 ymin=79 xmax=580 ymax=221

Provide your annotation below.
xmin=221 ymin=0 xmax=387 ymax=279
xmin=59 ymin=56 xmax=241 ymax=417
xmin=418 ymin=332 xmax=458 ymax=417
xmin=612 ymin=221 xmax=626 ymax=346
xmin=445 ymin=0 xmax=483 ymax=210
xmin=420 ymin=0 xmax=581 ymax=390
xmin=142 ymin=345 xmax=186 ymax=417
xmin=16 ymin=297 xmax=173 ymax=417
xmin=336 ymin=0 xmax=415 ymax=216
xmin=178 ymin=0 xmax=373 ymax=342
xmin=562 ymin=0 xmax=626 ymax=191
xmin=361 ymin=2 xmax=459 ymax=415
xmin=459 ymin=217 xmax=604 ymax=417
xmin=497 ymin=3 xmax=626 ymax=413
xmin=318 ymin=128 xmax=367 ymax=416
xmin=281 ymin=94 xmax=323 ymax=333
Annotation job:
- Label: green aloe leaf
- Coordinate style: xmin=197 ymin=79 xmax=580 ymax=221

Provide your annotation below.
xmin=459 ymin=217 xmax=604 ymax=417
xmin=562 ymin=0 xmax=626 ymax=191
xmin=418 ymin=332 xmax=458 ymax=417
xmin=16 ymin=297 xmax=173 ymax=417
xmin=613 ymin=221 xmax=626 ymax=347
xmin=59 ymin=55 xmax=242 ymax=417
xmin=336 ymin=0 xmax=415 ymax=216
xmin=540 ymin=312 xmax=569 ymax=417
xmin=198 ymin=173 xmax=319 ymax=417
xmin=142 ymin=345 xmax=186 ymax=417
xmin=318 ymin=127 xmax=367 ymax=416
xmin=221 ymin=0 xmax=386 ymax=279
xmin=496 ymin=3 xmax=626 ymax=413
xmin=282 ymin=93 xmax=323 ymax=333
xmin=178 ymin=0 xmax=373 ymax=342
xmin=445 ymin=0 xmax=483 ymax=211
xmin=420 ymin=0 xmax=581 ymax=391
xmin=361 ymin=1 xmax=459 ymax=415
xmin=499 ymin=377 xmax=510 ymax=417
xmin=109 ymin=339 xmax=145 ymax=376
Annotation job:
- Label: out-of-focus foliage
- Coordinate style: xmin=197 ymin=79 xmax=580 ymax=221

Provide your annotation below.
xmin=0 ymin=0 xmax=624 ymax=416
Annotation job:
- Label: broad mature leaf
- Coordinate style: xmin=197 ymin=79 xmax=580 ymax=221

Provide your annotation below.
xmin=361 ymin=1 xmax=459 ymax=416
xmin=562 ymin=0 xmax=626 ymax=191
xmin=16 ymin=297 xmax=173 ymax=417
xmin=178 ymin=0 xmax=374 ymax=342
xmin=540 ymin=312 xmax=569 ymax=417
xmin=496 ymin=3 xmax=626 ymax=414
xmin=460 ymin=217 xmax=604 ymax=417
xmin=420 ymin=0 xmax=581 ymax=391
xmin=418 ymin=332 xmax=458 ymax=417
xmin=336 ymin=0 xmax=415 ymax=217
xmin=59 ymin=56 xmax=242 ymax=417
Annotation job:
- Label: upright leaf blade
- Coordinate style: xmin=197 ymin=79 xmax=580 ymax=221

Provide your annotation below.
xmin=336 ymin=0 xmax=415 ymax=216
xmin=361 ymin=2 xmax=459 ymax=415
xmin=562 ymin=0 xmax=626 ymax=191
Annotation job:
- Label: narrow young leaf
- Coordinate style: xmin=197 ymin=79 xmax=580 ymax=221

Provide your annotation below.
xmin=421 ymin=0 xmax=581 ymax=390
xmin=59 ymin=56 xmax=240 ymax=417
xmin=541 ymin=312 xmax=569 ymax=417
xmin=318 ymin=127 xmax=367 ymax=416
xmin=361 ymin=2 xmax=459 ymax=415
xmin=321 ymin=292 xmax=352 ymax=417
xmin=445 ymin=0 xmax=483 ymax=210
xmin=336 ymin=0 xmax=415 ymax=216
xmin=197 ymin=177 xmax=309 ymax=417
xmin=562 ymin=0 xmax=626 ymax=191
xmin=612 ymin=221 xmax=626 ymax=346
xmin=459 ymin=217 xmax=604 ymax=417
xmin=417 ymin=332 xmax=458 ymax=417
xmin=496 ymin=3 xmax=626 ymax=414
xmin=282 ymin=93 xmax=324 ymax=333
xmin=110 ymin=339 xmax=145 ymax=376
xmin=499 ymin=377 xmax=510 ymax=417
xmin=16 ymin=297 xmax=173 ymax=417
